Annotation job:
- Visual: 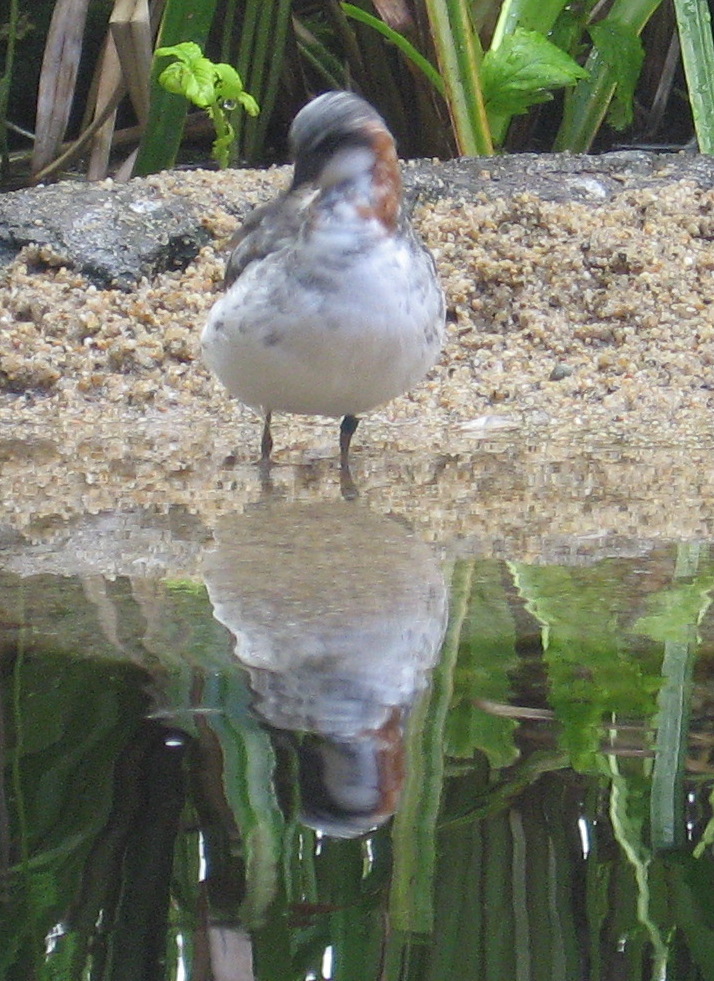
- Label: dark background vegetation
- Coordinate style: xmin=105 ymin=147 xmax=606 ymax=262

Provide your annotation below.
xmin=0 ymin=0 xmax=703 ymax=191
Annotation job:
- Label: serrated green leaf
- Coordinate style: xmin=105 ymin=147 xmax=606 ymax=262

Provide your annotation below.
xmin=158 ymin=55 xmax=217 ymax=108
xmin=214 ymin=62 xmax=245 ymax=97
xmin=188 ymin=57 xmax=222 ymax=107
xmin=212 ymin=65 xmax=260 ymax=115
xmin=237 ymin=91 xmax=260 ymax=117
xmin=482 ymin=27 xmax=589 ymax=117
xmin=155 ymin=41 xmax=204 ymax=66
xmin=588 ymin=19 xmax=644 ymax=130
xmin=157 ymin=62 xmax=189 ymax=97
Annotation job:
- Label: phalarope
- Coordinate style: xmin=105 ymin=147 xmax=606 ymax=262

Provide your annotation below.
xmin=201 ymin=91 xmax=445 ymax=470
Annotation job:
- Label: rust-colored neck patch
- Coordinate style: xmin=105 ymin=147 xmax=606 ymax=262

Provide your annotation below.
xmin=365 ymin=122 xmax=402 ymax=231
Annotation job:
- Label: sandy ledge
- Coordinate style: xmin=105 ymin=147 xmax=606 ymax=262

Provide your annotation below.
xmin=2 ymin=157 xmax=714 ymax=560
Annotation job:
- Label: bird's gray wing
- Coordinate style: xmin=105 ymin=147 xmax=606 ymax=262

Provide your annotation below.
xmin=223 ymin=189 xmax=314 ymax=288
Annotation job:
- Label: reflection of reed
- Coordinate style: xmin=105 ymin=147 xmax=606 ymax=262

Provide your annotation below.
xmin=470 ymin=697 xmax=714 ymax=771
xmin=685 ymin=727 xmax=714 ymax=773
xmin=0 ymin=686 xmax=9 ymax=900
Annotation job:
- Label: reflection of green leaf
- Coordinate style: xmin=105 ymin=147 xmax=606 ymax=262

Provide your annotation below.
xmin=669 ymin=852 xmax=714 ymax=974
xmin=608 ymin=758 xmax=669 ymax=972
xmin=391 ymin=560 xmax=462 ymax=934
xmin=587 ymin=19 xmax=644 ymax=130
xmin=633 ymin=579 xmax=714 ymax=644
xmin=446 ymin=560 xmax=519 ymax=767
xmin=481 ymin=28 xmax=588 ymax=117
xmin=511 ymin=561 xmax=662 ymax=772
xmin=163 ymin=578 xmax=206 ymax=596
xmin=694 ymin=785 xmax=714 ymax=858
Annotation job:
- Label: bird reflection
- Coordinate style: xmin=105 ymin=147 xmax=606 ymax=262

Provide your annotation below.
xmin=203 ymin=501 xmax=448 ymax=838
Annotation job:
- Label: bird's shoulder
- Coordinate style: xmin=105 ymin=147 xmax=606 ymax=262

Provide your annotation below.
xmin=223 ymin=187 xmax=315 ymax=288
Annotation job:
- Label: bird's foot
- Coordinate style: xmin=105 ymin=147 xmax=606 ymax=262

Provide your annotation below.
xmin=339 ymin=461 xmax=359 ymax=500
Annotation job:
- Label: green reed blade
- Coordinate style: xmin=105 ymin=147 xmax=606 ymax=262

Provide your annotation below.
xmin=673 ymin=0 xmax=714 ymax=153
xmin=491 ymin=0 xmax=570 ymax=48
xmin=423 ymin=0 xmax=494 ymax=155
xmin=341 ymin=4 xmax=445 ymax=97
xmin=554 ymin=0 xmax=663 ymax=152
xmin=0 ymin=0 xmax=20 ymax=175
xmin=237 ymin=0 xmax=291 ymax=163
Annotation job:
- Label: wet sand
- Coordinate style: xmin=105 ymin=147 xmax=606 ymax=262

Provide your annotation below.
xmin=2 ymin=161 xmax=714 ymax=566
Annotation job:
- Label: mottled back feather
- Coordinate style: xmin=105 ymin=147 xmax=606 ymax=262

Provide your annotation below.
xmin=224 ymin=188 xmax=315 ymax=288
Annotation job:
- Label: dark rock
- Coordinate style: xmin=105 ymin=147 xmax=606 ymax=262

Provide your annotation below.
xmin=404 ymin=150 xmax=714 ymax=205
xmin=0 ymin=179 xmax=210 ymax=289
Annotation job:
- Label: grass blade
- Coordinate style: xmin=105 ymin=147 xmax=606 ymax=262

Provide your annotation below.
xmin=491 ymin=0 xmax=570 ymax=48
xmin=423 ymin=0 xmax=493 ymax=155
xmin=673 ymin=0 xmax=714 ymax=152
xmin=554 ymin=0 xmax=663 ymax=152
xmin=0 ymin=0 xmax=20 ymax=175
xmin=341 ymin=4 xmax=445 ymax=96
xmin=234 ymin=0 xmax=292 ymax=163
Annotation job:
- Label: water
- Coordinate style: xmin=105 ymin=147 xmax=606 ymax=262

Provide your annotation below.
xmin=2 ymin=439 xmax=714 ymax=980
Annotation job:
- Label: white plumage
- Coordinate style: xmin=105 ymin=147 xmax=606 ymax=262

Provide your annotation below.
xmin=201 ymin=91 xmax=445 ymax=464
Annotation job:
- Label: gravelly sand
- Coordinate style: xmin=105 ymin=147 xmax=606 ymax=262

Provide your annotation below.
xmin=2 ymin=163 xmax=714 ymax=554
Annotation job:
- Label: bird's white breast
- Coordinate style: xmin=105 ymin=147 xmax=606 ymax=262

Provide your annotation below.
xmin=202 ymin=206 xmax=444 ymax=418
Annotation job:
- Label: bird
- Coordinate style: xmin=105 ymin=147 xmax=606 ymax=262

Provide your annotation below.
xmin=201 ymin=90 xmax=445 ymax=476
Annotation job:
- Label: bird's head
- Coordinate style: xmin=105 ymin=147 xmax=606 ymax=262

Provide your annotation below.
xmin=289 ymin=91 xmax=402 ymax=229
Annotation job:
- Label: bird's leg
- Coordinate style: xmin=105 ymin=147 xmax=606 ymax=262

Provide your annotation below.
xmin=339 ymin=414 xmax=359 ymax=467
xmin=260 ymin=411 xmax=273 ymax=462
xmin=339 ymin=414 xmax=359 ymax=500
xmin=258 ymin=411 xmax=275 ymax=494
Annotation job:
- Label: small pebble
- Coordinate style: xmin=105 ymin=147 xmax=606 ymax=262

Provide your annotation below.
xmin=549 ymin=363 xmax=574 ymax=382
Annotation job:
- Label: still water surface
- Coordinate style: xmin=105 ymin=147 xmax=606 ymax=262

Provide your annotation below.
xmin=2 ymin=470 xmax=714 ymax=980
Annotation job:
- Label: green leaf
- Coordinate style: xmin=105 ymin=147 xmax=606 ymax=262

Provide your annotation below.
xmin=213 ymin=64 xmax=260 ymax=116
xmin=155 ymin=41 xmax=203 ymax=65
xmin=157 ymin=55 xmax=217 ymax=108
xmin=156 ymin=61 xmax=187 ymax=97
xmin=587 ymin=19 xmax=644 ymax=130
xmin=213 ymin=62 xmax=246 ymax=98
xmin=633 ymin=579 xmax=714 ymax=644
xmin=237 ymin=91 xmax=260 ymax=116
xmin=481 ymin=28 xmax=589 ymax=117
xmin=190 ymin=57 xmax=224 ymax=106
xmin=674 ymin=0 xmax=714 ymax=154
